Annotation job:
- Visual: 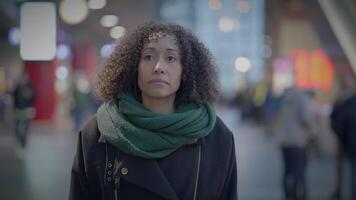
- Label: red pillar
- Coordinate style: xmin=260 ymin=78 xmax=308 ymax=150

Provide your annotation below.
xmin=72 ymin=43 xmax=96 ymax=80
xmin=24 ymin=60 xmax=57 ymax=120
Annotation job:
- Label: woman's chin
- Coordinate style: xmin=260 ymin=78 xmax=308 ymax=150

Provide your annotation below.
xmin=142 ymin=90 xmax=175 ymax=100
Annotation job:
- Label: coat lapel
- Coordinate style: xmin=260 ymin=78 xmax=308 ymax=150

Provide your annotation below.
xmin=116 ymin=151 xmax=179 ymax=200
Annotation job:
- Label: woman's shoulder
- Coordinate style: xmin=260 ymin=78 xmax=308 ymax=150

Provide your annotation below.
xmin=212 ymin=116 xmax=235 ymax=137
xmin=205 ymin=116 xmax=236 ymax=150
xmin=78 ymin=116 xmax=102 ymax=150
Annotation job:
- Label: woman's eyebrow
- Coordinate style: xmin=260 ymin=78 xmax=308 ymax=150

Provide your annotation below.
xmin=167 ymin=48 xmax=179 ymax=52
xmin=142 ymin=47 xmax=155 ymax=51
xmin=143 ymin=47 xmax=179 ymax=53
xmin=166 ymin=49 xmax=180 ymax=55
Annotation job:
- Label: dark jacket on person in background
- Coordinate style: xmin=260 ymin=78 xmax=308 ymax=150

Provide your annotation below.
xmin=331 ymin=94 xmax=356 ymax=158
xmin=69 ymin=116 xmax=238 ymax=200
xmin=14 ymin=83 xmax=36 ymax=109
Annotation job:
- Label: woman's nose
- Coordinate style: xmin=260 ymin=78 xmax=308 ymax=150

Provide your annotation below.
xmin=153 ymin=60 xmax=166 ymax=74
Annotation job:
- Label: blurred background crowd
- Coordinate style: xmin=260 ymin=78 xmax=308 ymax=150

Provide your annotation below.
xmin=0 ymin=0 xmax=355 ymax=199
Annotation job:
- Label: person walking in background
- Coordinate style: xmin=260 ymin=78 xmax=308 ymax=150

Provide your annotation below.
xmin=13 ymin=72 xmax=36 ymax=148
xmin=0 ymin=71 xmax=7 ymax=122
xmin=70 ymin=73 xmax=91 ymax=132
xmin=69 ymin=22 xmax=237 ymax=200
xmin=274 ymin=87 xmax=318 ymax=200
xmin=330 ymin=76 xmax=356 ymax=200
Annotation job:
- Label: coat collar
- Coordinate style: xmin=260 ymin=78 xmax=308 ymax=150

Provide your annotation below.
xmin=116 ymin=150 xmax=180 ymax=200
xmin=99 ymin=135 xmax=204 ymax=200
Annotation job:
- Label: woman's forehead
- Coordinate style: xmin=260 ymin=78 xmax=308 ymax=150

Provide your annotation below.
xmin=143 ymin=33 xmax=179 ymax=49
xmin=148 ymin=31 xmax=169 ymax=41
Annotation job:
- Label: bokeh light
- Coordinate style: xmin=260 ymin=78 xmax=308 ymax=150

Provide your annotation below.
xmin=235 ymin=57 xmax=251 ymax=72
xmin=59 ymin=0 xmax=88 ymax=25
xmin=218 ymin=16 xmax=235 ymax=32
xmin=208 ymin=0 xmax=222 ymax=11
xmin=88 ymin=0 xmax=106 ymax=9
xmin=100 ymin=15 xmax=118 ymax=27
xmin=236 ymin=1 xmax=251 ymax=13
xmin=56 ymin=44 xmax=71 ymax=60
xmin=110 ymin=26 xmax=126 ymax=39
xmin=100 ymin=43 xmax=115 ymax=57
xmin=8 ymin=27 xmax=20 ymax=46
xmin=56 ymin=65 xmax=69 ymax=80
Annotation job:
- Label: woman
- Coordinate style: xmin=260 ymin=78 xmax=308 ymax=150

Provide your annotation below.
xmin=69 ymin=22 xmax=237 ymax=200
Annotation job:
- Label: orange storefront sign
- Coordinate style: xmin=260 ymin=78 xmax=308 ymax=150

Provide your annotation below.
xmin=290 ymin=49 xmax=334 ymax=92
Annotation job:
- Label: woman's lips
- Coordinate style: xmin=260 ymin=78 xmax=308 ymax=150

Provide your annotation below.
xmin=149 ymin=78 xmax=169 ymax=85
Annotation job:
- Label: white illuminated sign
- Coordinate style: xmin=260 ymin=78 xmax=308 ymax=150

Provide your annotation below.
xmin=20 ymin=2 xmax=56 ymax=61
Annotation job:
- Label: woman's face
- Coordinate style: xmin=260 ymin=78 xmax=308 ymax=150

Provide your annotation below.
xmin=138 ymin=34 xmax=182 ymax=102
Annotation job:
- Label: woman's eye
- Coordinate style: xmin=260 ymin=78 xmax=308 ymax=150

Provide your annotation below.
xmin=167 ymin=55 xmax=177 ymax=62
xmin=143 ymin=55 xmax=154 ymax=61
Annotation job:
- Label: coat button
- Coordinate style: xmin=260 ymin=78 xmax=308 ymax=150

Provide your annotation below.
xmin=121 ymin=167 xmax=128 ymax=175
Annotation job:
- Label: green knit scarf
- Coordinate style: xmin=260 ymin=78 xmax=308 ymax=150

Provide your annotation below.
xmin=97 ymin=93 xmax=216 ymax=159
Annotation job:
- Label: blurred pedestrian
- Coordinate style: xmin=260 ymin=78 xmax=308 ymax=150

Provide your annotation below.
xmin=13 ymin=72 xmax=36 ymax=148
xmin=330 ymin=76 xmax=356 ymax=200
xmin=274 ymin=87 xmax=318 ymax=200
xmin=70 ymin=73 xmax=91 ymax=132
xmin=0 ymin=72 xmax=6 ymax=122
xmin=262 ymin=85 xmax=280 ymax=137
xmin=69 ymin=22 xmax=237 ymax=200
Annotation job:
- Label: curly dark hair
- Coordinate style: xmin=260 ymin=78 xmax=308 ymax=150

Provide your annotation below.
xmin=95 ymin=22 xmax=219 ymax=106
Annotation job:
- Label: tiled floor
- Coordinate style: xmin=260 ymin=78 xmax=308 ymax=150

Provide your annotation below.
xmin=0 ymin=119 xmax=77 ymax=200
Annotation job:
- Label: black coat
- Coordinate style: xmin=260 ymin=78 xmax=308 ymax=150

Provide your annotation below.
xmin=14 ymin=83 xmax=36 ymax=109
xmin=331 ymin=94 xmax=356 ymax=158
xmin=69 ymin=116 xmax=238 ymax=200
